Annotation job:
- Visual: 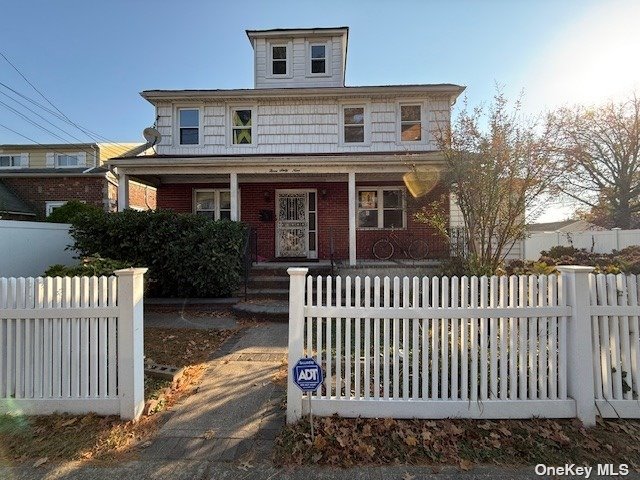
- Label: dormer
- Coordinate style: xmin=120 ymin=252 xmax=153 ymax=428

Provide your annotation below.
xmin=246 ymin=27 xmax=348 ymax=89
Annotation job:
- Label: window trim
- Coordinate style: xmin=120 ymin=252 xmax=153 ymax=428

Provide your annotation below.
xmin=228 ymin=105 xmax=257 ymax=147
xmin=397 ymin=101 xmax=426 ymax=144
xmin=45 ymin=200 xmax=68 ymax=216
xmin=55 ymin=153 xmax=81 ymax=168
xmin=176 ymin=106 xmax=202 ymax=146
xmin=339 ymin=103 xmax=370 ymax=146
xmin=192 ymin=188 xmax=235 ymax=220
xmin=267 ymin=41 xmax=292 ymax=78
xmin=306 ymin=42 xmax=331 ymax=77
xmin=356 ymin=186 xmax=407 ymax=230
xmin=0 ymin=154 xmax=24 ymax=169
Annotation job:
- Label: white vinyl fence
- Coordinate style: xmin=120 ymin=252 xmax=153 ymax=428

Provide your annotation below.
xmin=0 ymin=220 xmax=76 ymax=277
xmin=286 ymin=267 xmax=640 ymax=426
xmin=0 ymin=268 xmax=147 ymax=420
xmin=523 ymin=228 xmax=640 ymax=260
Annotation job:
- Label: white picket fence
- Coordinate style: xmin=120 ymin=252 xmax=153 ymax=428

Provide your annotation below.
xmin=0 ymin=268 xmax=147 ymax=419
xmin=286 ymin=267 xmax=640 ymax=426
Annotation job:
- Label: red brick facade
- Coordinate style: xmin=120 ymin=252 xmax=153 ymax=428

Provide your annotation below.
xmin=157 ymin=181 xmax=449 ymax=261
xmin=2 ymin=176 xmax=107 ymax=218
xmin=1 ymin=176 xmax=157 ymax=219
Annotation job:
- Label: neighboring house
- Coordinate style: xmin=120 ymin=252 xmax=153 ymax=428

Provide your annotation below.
xmin=526 ymin=219 xmax=603 ymax=233
xmin=110 ymin=27 xmax=465 ymax=265
xmin=0 ymin=143 xmax=157 ymax=219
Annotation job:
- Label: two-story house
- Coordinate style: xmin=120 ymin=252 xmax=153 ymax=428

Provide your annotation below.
xmin=0 ymin=142 xmax=156 ymax=219
xmin=110 ymin=27 xmax=465 ymax=265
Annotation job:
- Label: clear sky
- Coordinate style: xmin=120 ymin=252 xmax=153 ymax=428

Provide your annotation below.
xmin=1 ymin=0 xmax=639 ymax=219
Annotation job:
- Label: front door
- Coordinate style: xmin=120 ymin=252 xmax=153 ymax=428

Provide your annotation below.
xmin=276 ymin=190 xmax=317 ymax=258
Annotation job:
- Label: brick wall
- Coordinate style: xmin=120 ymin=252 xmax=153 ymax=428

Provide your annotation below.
xmin=2 ymin=176 xmax=107 ymax=218
xmin=129 ymin=181 xmax=157 ymax=210
xmin=157 ymin=181 xmax=450 ymax=261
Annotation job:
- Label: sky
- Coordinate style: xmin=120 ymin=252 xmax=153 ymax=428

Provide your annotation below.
xmin=1 ymin=0 xmax=639 ymax=220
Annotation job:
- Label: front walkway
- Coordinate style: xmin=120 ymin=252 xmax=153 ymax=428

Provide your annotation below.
xmin=141 ymin=322 xmax=287 ymax=464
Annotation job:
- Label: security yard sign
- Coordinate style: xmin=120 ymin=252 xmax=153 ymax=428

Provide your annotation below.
xmin=292 ymin=357 xmax=324 ymax=392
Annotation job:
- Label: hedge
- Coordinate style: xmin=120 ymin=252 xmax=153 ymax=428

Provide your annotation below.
xmin=69 ymin=209 xmax=247 ymax=298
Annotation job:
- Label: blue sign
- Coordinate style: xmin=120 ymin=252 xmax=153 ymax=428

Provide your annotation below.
xmin=292 ymin=357 xmax=324 ymax=392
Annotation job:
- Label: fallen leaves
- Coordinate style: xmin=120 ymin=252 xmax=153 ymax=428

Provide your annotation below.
xmin=273 ymin=416 xmax=640 ymax=470
xmin=32 ymin=457 xmax=48 ymax=468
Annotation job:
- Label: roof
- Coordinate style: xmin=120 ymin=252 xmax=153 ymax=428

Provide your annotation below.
xmin=0 ymin=180 xmax=35 ymax=216
xmin=0 ymin=143 xmax=143 ymax=161
xmin=0 ymin=167 xmax=109 ymax=176
xmin=245 ymin=26 xmax=349 ymax=42
xmin=140 ymin=84 xmax=466 ymax=102
xmin=527 ymin=219 xmax=603 ymax=233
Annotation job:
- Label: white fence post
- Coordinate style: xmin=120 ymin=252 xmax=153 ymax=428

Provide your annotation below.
xmin=557 ymin=266 xmax=596 ymax=426
xmin=287 ymin=267 xmax=308 ymax=423
xmin=114 ymin=268 xmax=148 ymax=420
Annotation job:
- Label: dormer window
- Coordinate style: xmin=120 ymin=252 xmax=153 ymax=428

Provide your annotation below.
xmin=179 ymin=108 xmax=200 ymax=145
xmin=400 ymin=104 xmax=422 ymax=142
xmin=310 ymin=44 xmax=326 ymax=74
xmin=271 ymin=45 xmax=288 ymax=75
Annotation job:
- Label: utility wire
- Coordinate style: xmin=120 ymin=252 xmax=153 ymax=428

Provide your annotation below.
xmin=0 ymin=52 xmax=137 ymax=154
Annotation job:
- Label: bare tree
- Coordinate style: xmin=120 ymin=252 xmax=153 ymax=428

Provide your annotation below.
xmin=416 ymin=91 xmax=558 ymax=272
xmin=547 ymin=94 xmax=640 ymax=229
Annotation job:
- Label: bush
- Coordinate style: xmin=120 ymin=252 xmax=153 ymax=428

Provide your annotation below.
xmin=45 ymin=200 xmax=104 ymax=224
xmin=69 ymin=209 xmax=247 ymax=297
xmin=45 ymin=256 xmax=133 ymax=277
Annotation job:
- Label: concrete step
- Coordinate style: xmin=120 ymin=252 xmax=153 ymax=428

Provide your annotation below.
xmin=232 ymin=299 xmax=288 ymax=321
xmin=235 ymin=288 xmax=289 ymax=300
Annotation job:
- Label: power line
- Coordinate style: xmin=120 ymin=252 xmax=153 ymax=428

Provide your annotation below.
xmin=0 ymin=53 xmax=138 ymax=154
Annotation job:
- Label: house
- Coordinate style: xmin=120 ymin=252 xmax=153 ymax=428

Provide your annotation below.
xmin=527 ymin=219 xmax=603 ymax=233
xmin=0 ymin=143 xmax=157 ymax=219
xmin=109 ymin=27 xmax=465 ymax=265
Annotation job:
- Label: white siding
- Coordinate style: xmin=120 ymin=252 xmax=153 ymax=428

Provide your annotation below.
xmin=155 ymin=95 xmax=452 ymax=156
xmin=254 ymin=35 xmax=345 ymax=89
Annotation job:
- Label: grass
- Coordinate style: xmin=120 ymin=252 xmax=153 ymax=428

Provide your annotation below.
xmin=274 ymin=416 xmax=640 ymax=470
xmin=0 ymin=324 xmax=237 ymax=466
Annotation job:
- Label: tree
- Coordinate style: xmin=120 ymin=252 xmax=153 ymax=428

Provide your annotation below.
xmin=416 ymin=91 xmax=558 ymax=273
xmin=547 ymin=94 xmax=640 ymax=229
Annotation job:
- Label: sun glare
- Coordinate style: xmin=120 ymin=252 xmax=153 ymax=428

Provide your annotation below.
xmin=525 ymin=1 xmax=640 ymax=109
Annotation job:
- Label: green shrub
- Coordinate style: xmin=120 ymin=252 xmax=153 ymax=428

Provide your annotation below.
xmin=69 ymin=209 xmax=247 ymax=298
xmin=45 ymin=256 xmax=133 ymax=277
xmin=45 ymin=200 xmax=104 ymax=224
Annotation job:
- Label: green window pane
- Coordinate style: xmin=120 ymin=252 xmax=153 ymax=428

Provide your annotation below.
xmin=233 ymin=110 xmax=252 ymax=127
xmin=233 ymin=128 xmax=252 ymax=144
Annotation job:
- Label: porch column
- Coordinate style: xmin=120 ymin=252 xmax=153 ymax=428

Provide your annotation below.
xmin=118 ymin=172 xmax=129 ymax=211
xmin=230 ymin=172 xmax=239 ymax=221
xmin=348 ymin=171 xmax=356 ymax=266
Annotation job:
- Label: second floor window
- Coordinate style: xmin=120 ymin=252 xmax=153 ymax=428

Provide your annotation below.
xmin=343 ymin=107 xmax=365 ymax=143
xmin=232 ymin=108 xmax=253 ymax=145
xmin=310 ymin=44 xmax=326 ymax=74
xmin=56 ymin=154 xmax=80 ymax=167
xmin=0 ymin=155 xmax=22 ymax=167
xmin=400 ymin=105 xmax=422 ymax=141
xmin=272 ymin=45 xmax=287 ymax=75
xmin=179 ymin=108 xmax=199 ymax=145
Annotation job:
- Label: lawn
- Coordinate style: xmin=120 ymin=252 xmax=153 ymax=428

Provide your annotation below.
xmin=274 ymin=416 xmax=640 ymax=470
xmin=0 ymin=325 xmax=237 ymax=467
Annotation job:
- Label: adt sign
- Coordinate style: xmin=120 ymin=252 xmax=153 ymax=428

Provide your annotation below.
xmin=292 ymin=358 xmax=324 ymax=392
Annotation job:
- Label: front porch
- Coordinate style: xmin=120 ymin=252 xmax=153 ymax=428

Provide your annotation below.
xmin=113 ymin=154 xmax=450 ymax=266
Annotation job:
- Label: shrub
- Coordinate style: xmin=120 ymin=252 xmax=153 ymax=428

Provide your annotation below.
xmin=45 ymin=256 xmax=133 ymax=277
xmin=69 ymin=209 xmax=247 ymax=297
xmin=45 ymin=200 xmax=104 ymax=224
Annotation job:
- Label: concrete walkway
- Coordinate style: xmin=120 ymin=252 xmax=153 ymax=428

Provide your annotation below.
xmin=144 ymin=309 xmax=239 ymax=330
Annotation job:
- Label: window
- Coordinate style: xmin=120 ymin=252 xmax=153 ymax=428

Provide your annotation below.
xmin=56 ymin=154 xmax=80 ymax=167
xmin=271 ymin=45 xmax=288 ymax=75
xmin=179 ymin=108 xmax=199 ymax=145
xmin=400 ymin=105 xmax=422 ymax=142
xmin=194 ymin=189 xmax=232 ymax=220
xmin=343 ymin=107 xmax=365 ymax=143
xmin=310 ymin=44 xmax=326 ymax=74
xmin=231 ymin=108 xmax=253 ymax=145
xmin=0 ymin=155 xmax=22 ymax=168
xmin=45 ymin=201 xmax=67 ymax=216
xmin=357 ymin=187 xmax=406 ymax=229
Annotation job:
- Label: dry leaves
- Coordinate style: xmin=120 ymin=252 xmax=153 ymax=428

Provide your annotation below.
xmin=273 ymin=416 xmax=640 ymax=470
